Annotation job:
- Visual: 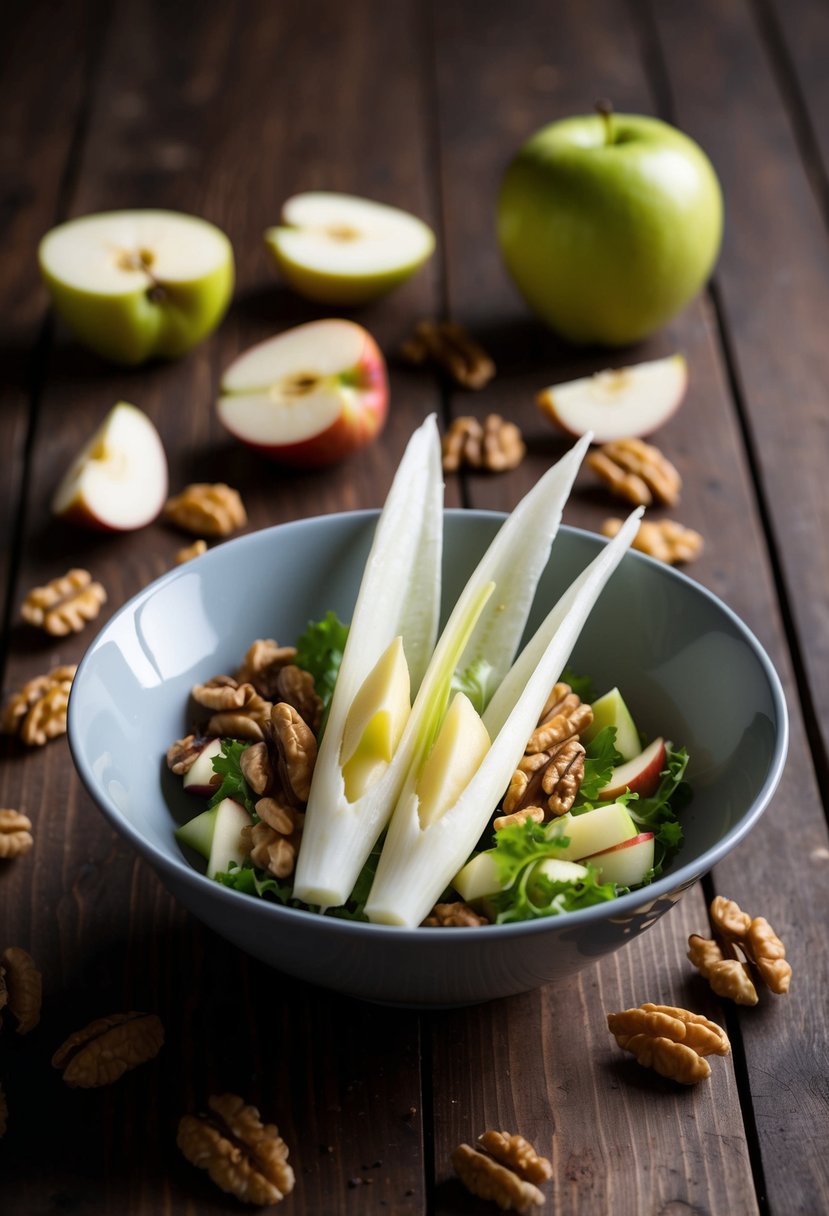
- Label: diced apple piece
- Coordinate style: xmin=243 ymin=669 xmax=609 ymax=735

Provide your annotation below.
xmin=582 ymin=832 xmax=655 ymax=886
xmin=175 ymin=805 xmax=217 ymax=860
xmin=453 ymin=851 xmax=502 ymax=905
xmin=264 ymin=192 xmax=435 ymax=306
xmin=206 ymin=797 xmax=251 ymax=879
xmin=182 ymin=737 xmax=223 ymax=796
xmin=582 ymin=686 xmax=640 ymax=761
xmin=416 ymin=693 xmax=491 ymax=829
xmin=51 ymin=401 xmax=168 ymax=531
xmin=598 ymin=737 xmax=666 ymax=801
xmin=536 ymin=354 xmax=687 ymax=443
xmin=547 ymin=802 xmax=639 ymax=861
xmin=218 ymin=319 xmax=388 ymax=468
xmin=341 ymin=636 xmax=412 ymax=801
xmin=532 ymin=858 xmax=590 ymax=884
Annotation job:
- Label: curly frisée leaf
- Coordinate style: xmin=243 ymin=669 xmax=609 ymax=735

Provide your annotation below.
xmin=294 ymin=610 xmax=349 ymax=722
xmin=208 ymin=739 xmax=257 ymax=815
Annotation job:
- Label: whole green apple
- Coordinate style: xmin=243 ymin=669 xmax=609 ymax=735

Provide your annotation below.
xmin=39 ymin=209 xmax=234 ymax=365
xmin=497 ymin=111 xmax=723 ymax=345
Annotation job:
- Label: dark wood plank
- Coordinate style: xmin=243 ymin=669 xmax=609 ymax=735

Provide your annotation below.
xmin=429 ymin=1 xmax=829 ymax=1213
xmin=1 ymin=1 xmax=441 ymax=1210
xmin=645 ymin=3 xmax=829 ymax=1212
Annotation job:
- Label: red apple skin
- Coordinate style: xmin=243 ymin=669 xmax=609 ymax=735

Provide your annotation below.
xmin=223 ymin=329 xmax=388 ymax=469
xmin=582 ymin=832 xmax=654 ymax=859
xmin=54 ymin=486 xmax=167 ymax=532
xmin=598 ymin=737 xmax=666 ymax=801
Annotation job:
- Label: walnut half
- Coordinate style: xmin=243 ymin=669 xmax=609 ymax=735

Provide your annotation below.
xmin=177 ymin=1093 xmax=295 ymax=1206
xmin=607 ymin=1002 xmax=730 ymax=1085
xmin=52 ymin=1011 xmax=164 ymax=1087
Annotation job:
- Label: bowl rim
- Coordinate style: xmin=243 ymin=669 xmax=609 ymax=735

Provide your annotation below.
xmin=68 ymin=509 xmax=790 ymax=942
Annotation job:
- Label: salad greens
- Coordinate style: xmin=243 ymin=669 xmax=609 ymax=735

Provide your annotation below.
xmin=294 ymin=611 xmax=349 ymax=724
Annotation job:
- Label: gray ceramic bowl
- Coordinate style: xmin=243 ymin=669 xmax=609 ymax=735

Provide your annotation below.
xmin=68 ymin=511 xmax=788 ymax=1007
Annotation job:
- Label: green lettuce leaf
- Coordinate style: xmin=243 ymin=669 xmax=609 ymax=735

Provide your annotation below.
xmin=209 ymin=739 xmax=257 ymax=815
xmin=574 ymin=725 xmax=623 ymax=806
xmin=451 ymin=657 xmax=495 ymax=716
xmin=294 ymin=611 xmax=349 ymax=727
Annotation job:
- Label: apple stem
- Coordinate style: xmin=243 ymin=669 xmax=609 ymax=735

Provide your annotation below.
xmin=595 ymin=98 xmax=614 ymax=145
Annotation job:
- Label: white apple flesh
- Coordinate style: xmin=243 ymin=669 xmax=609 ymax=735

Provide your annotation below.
xmin=537 ymin=354 xmax=687 ymax=443
xmin=51 ymin=401 xmax=168 ymax=531
xmin=207 ymin=797 xmax=251 ymax=879
xmin=547 ymin=802 xmax=639 ymax=860
xmin=598 ymin=737 xmax=667 ymax=801
xmin=182 ymin=737 xmax=223 ymax=796
xmin=582 ymin=832 xmax=655 ymax=886
xmin=39 ymin=209 xmax=234 ymax=365
xmin=218 ymin=319 xmax=388 ymax=468
xmin=264 ymin=192 xmax=435 ymax=306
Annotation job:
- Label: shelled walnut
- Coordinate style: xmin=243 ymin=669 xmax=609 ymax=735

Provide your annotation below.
xmin=401 ymin=319 xmax=495 ymax=389
xmin=688 ymin=895 xmax=791 ymax=1003
xmin=177 ymin=1092 xmax=295 ymax=1206
xmin=477 ymin=1131 xmax=553 ymax=1185
xmin=52 ymin=1011 xmax=164 ymax=1087
xmin=452 ymin=1141 xmax=547 ymax=1213
xmin=0 ymin=665 xmax=77 ymax=746
xmin=423 ymin=901 xmax=489 ymax=927
xmin=0 ymin=947 xmax=41 ymax=1034
xmin=607 ymin=1002 xmax=730 ymax=1085
xmin=175 ymin=539 xmax=207 ymax=564
xmin=587 ymin=437 xmax=681 ymax=507
xmin=602 ymin=516 xmax=702 ymax=565
xmin=164 ymin=483 xmax=247 ymax=537
xmin=0 ymin=811 xmax=33 ymax=859
xmin=20 ymin=568 xmax=107 ymax=636
xmin=442 ymin=414 xmax=525 ymax=473
xmin=501 ymin=682 xmax=592 ymax=822
xmin=191 ymin=678 xmax=273 ymax=742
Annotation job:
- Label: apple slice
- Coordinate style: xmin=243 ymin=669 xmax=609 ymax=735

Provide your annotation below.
xmin=598 ymin=737 xmax=666 ymax=801
xmin=536 ymin=354 xmax=687 ymax=443
xmin=581 ymin=686 xmax=640 ymax=762
xmin=548 ymin=802 xmax=639 ymax=860
xmin=582 ymin=833 xmax=655 ymax=887
xmin=39 ymin=209 xmax=234 ymax=365
xmin=182 ymin=738 xmax=223 ymax=796
xmin=52 ymin=401 xmax=168 ymax=531
xmin=453 ymin=851 xmax=501 ymax=905
xmin=264 ymin=192 xmax=435 ymax=306
xmin=218 ymin=319 xmax=388 ymax=468
xmin=207 ymin=797 xmax=251 ymax=879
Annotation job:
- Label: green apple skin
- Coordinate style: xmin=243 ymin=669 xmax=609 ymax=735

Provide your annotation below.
xmin=497 ymin=113 xmax=723 ymax=346
xmin=39 ymin=237 xmax=234 ymax=366
xmin=264 ymin=231 xmax=433 ymax=307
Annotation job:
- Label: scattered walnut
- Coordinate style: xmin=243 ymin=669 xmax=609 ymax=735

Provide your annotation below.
xmin=689 ymin=896 xmax=791 ymax=1001
xmin=688 ymin=934 xmax=758 ymax=1006
xmin=608 ymin=1002 xmax=730 ymax=1085
xmin=205 ymin=684 xmax=273 ymax=743
xmin=502 ymin=683 xmax=591 ymax=821
xmin=0 ymin=947 xmax=42 ymax=1034
xmin=165 ymin=483 xmax=247 ymax=537
xmin=52 ymin=1011 xmax=164 ymax=1087
xmin=587 ymin=438 xmax=681 ymax=507
xmin=273 ymin=666 xmax=322 ymax=734
xmin=401 ymin=320 xmax=495 ymax=390
xmin=236 ymin=640 xmax=298 ymax=698
xmin=20 ymin=568 xmax=107 ymax=636
xmin=175 ymin=539 xmax=208 ymax=564
xmin=493 ymin=806 xmax=545 ymax=832
xmin=177 ymin=1092 xmax=295 ymax=1206
xmin=242 ymin=799 xmax=304 ymax=880
xmin=271 ymin=703 xmax=317 ymax=805
xmin=240 ymin=741 xmax=275 ymax=796
xmin=477 ymin=1131 xmax=552 ymax=1185
xmin=0 ymin=810 xmax=34 ymax=860
xmin=0 ymin=1081 xmax=6 ymax=1138
xmin=452 ymin=1143 xmax=546 ymax=1213
xmin=1 ymin=665 xmax=76 ymax=746
xmin=442 ymin=414 xmax=525 ymax=473
xmin=601 ymin=516 xmax=703 ymax=565
xmin=423 ymin=902 xmax=489 ymax=927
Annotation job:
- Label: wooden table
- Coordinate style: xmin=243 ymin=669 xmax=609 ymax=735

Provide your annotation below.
xmin=2 ymin=1 xmax=828 ymax=1212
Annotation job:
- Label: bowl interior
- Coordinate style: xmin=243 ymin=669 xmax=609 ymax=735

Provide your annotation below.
xmin=67 ymin=511 xmax=787 ymax=1001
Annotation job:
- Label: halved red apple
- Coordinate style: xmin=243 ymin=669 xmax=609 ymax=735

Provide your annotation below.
xmin=217 ymin=319 xmax=388 ymax=468
xmin=582 ymin=832 xmax=655 ymax=886
xmin=51 ymin=401 xmax=168 ymax=531
xmin=536 ymin=354 xmax=687 ymax=443
xmin=598 ymin=737 xmax=666 ymax=801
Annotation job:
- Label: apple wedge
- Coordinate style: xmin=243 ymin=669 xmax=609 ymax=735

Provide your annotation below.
xmin=217 ymin=319 xmax=388 ymax=468
xmin=264 ymin=192 xmax=435 ymax=306
xmin=51 ymin=401 xmax=168 ymax=531
xmin=582 ymin=832 xmax=654 ymax=886
xmin=598 ymin=737 xmax=666 ymax=801
xmin=536 ymin=354 xmax=687 ymax=443
xmin=39 ymin=209 xmax=234 ymax=365
xmin=581 ymin=686 xmax=641 ymax=761
xmin=182 ymin=738 xmax=223 ymax=796
xmin=547 ymin=802 xmax=639 ymax=861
